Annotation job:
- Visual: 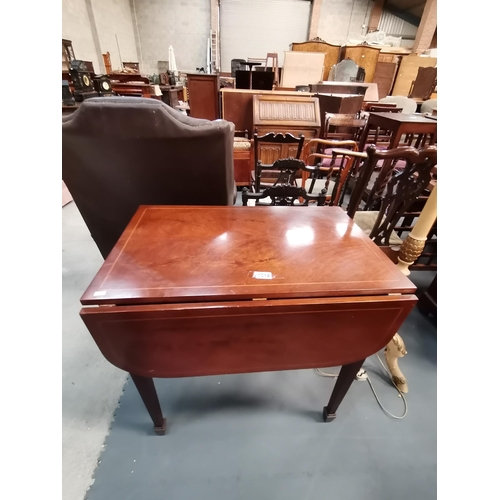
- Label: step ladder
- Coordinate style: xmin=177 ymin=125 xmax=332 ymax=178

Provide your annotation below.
xmin=210 ymin=30 xmax=219 ymax=73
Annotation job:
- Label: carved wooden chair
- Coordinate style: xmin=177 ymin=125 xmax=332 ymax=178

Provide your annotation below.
xmin=344 ymin=145 xmax=438 ymax=251
xmin=251 ymin=132 xmax=305 ymax=193
xmin=243 ymin=158 xmax=327 ymax=206
xmin=323 ymin=113 xmax=367 ymax=142
xmin=328 ymin=145 xmax=438 ymax=394
xmin=315 ymin=94 xmax=365 ymax=137
xmin=299 ymin=138 xmax=365 ymax=205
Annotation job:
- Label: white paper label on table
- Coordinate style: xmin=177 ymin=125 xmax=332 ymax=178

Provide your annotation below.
xmin=252 ymin=272 xmax=273 ymax=280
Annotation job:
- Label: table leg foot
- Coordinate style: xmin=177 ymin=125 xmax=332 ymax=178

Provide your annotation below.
xmin=323 ymin=359 xmax=365 ymax=421
xmin=154 ymin=418 xmax=167 ymax=436
xmin=322 ymin=406 xmax=336 ymax=422
xmin=130 ymin=374 xmax=167 ymax=435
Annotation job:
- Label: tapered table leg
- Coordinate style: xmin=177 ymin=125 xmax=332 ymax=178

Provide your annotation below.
xmin=130 ymin=374 xmax=167 ymax=435
xmin=323 ymin=359 xmax=365 ymax=422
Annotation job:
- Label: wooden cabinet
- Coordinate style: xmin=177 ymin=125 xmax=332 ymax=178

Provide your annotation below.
xmin=253 ymin=94 xmax=321 ymax=164
xmin=340 ymin=45 xmax=381 ymax=83
xmin=186 ymin=73 xmax=220 ymax=120
xmin=291 ymin=40 xmax=341 ymax=82
xmin=372 ymin=62 xmax=398 ymax=98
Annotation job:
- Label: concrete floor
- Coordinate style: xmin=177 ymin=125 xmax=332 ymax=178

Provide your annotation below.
xmin=62 ymin=199 xmax=436 ymax=500
xmin=62 ymin=202 xmax=127 ymax=500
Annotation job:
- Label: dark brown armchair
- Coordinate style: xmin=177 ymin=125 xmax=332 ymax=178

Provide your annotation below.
xmin=62 ymin=97 xmax=236 ymax=258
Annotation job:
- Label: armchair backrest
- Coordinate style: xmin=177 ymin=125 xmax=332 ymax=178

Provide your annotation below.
xmin=62 ymin=97 xmax=235 ymax=258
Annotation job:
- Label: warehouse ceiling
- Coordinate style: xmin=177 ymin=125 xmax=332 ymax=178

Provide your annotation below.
xmin=384 ymin=0 xmax=427 ymax=26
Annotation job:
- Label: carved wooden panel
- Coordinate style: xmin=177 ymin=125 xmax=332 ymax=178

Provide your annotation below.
xmin=291 ymin=40 xmax=341 ymax=81
xmin=253 ymin=95 xmax=321 ymax=129
xmin=259 ymin=145 xmax=282 ymax=164
xmin=258 ymin=100 xmax=317 ymax=122
xmin=287 ymin=145 xmax=299 ymax=158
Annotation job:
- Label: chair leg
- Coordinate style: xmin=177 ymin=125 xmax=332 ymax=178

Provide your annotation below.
xmin=309 ymin=177 xmax=317 ymax=194
xmin=384 ymin=333 xmax=408 ymax=393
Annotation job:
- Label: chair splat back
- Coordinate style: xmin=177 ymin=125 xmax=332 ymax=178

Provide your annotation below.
xmin=252 ymin=132 xmax=305 ymax=192
xmin=243 ymin=158 xmax=326 ymax=206
xmin=347 ymin=144 xmax=437 ymax=246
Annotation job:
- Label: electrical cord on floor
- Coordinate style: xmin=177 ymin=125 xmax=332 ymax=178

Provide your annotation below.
xmin=314 ymin=353 xmax=408 ymax=419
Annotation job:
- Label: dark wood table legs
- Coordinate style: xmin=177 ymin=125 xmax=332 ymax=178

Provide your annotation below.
xmin=133 ymin=359 xmax=365 ymax=434
xmin=323 ymin=359 xmax=365 ymax=422
xmin=130 ymin=374 xmax=167 ymax=435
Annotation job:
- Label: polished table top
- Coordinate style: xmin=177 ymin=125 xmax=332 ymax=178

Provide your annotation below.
xmin=367 ymin=112 xmax=438 ymax=124
xmin=82 ymin=206 xmax=415 ymax=306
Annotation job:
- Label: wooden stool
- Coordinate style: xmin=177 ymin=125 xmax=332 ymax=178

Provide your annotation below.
xmin=265 ymin=53 xmax=279 ymax=86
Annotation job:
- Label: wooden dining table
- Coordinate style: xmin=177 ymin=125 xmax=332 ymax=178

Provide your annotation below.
xmin=79 ymin=205 xmax=417 ymax=435
xmin=359 ymin=112 xmax=437 ymax=151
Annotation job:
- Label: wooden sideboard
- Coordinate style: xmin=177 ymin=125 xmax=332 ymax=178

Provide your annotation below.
xmin=291 ymin=40 xmax=342 ymax=82
xmin=186 ymin=73 xmax=220 ymax=120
